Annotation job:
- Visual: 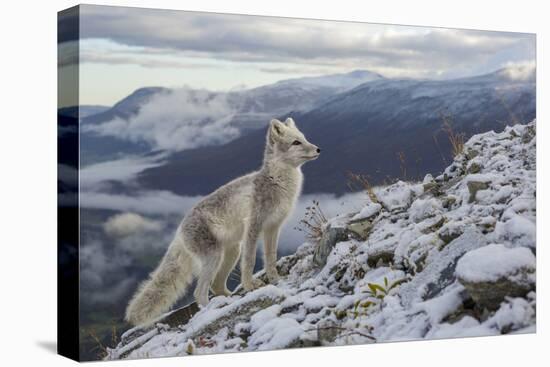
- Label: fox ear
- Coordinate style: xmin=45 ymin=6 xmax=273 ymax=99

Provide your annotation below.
xmin=285 ymin=117 xmax=296 ymax=128
xmin=269 ymin=119 xmax=285 ymax=142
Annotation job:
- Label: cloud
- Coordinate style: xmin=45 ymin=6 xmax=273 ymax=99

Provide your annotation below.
xmin=84 ymin=88 xmax=239 ymax=151
xmin=104 ymin=212 xmax=163 ymax=237
xmin=80 ymin=190 xmax=202 ymax=215
xmin=75 ymin=5 xmax=535 ymax=80
xmin=80 ymin=239 xmax=133 ymax=289
xmin=80 ymin=154 xmax=166 ymax=190
xmin=501 ymin=60 xmax=536 ymax=81
xmin=79 ymin=41 xmax=222 ymax=69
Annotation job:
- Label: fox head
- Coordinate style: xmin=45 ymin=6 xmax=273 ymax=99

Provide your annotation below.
xmin=265 ymin=117 xmax=321 ymax=167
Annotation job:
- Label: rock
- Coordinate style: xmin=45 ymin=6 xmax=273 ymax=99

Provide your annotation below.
xmin=456 ymin=244 xmax=535 ymax=310
xmin=460 ymin=277 xmax=534 ymax=311
xmin=467 ymin=161 xmax=482 ymax=174
xmin=410 ymin=198 xmax=442 ymax=223
xmin=376 ymin=181 xmax=414 ymax=211
xmin=161 ymin=302 xmax=201 ymax=327
xmin=438 ymin=221 xmax=464 ymax=245
xmin=347 ymin=220 xmax=373 ymax=240
xmin=423 ymin=181 xmax=440 ymax=195
xmin=467 ymin=181 xmax=489 ymax=203
xmin=317 ymin=319 xmax=341 ymax=343
xmin=441 ymin=195 xmax=457 ymax=209
xmin=346 ymin=202 xmax=382 ymax=240
xmin=366 ymin=248 xmax=395 ymax=268
xmin=521 ymin=124 xmax=535 ymax=144
xmin=351 ymin=202 xmax=382 ymax=221
xmin=398 ymin=228 xmax=488 ymax=305
xmin=465 ymin=148 xmax=480 ymax=160
xmin=313 ymin=225 xmax=350 ymax=267
xmin=420 ymin=216 xmax=446 ymax=234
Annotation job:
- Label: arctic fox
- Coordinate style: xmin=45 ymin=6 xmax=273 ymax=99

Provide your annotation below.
xmin=125 ymin=117 xmax=320 ymax=326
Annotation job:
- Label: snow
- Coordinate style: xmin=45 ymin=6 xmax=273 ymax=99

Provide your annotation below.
xmin=413 ymin=283 xmax=465 ymax=324
xmin=250 ymin=305 xmax=282 ymax=332
xmin=108 ymin=121 xmax=536 ymax=360
xmin=248 ymin=318 xmax=304 ymax=350
xmin=409 ymin=198 xmax=442 ymax=223
xmin=455 ymin=244 xmax=535 ymax=283
xmin=374 ymin=180 xmax=414 ymax=211
xmin=351 ymin=202 xmax=382 ymax=220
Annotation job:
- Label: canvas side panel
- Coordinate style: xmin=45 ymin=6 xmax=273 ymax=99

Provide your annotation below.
xmin=57 ymin=5 xmax=80 ymax=362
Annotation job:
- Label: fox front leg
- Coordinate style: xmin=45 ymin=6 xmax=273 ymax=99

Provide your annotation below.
xmin=263 ymin=225 xmax=281 ymax=284
xmin=240 ymin=222 xmax=265 ymax=292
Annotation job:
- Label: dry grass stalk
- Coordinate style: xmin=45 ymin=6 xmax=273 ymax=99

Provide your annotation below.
xmin=441 ymin=114 xmax=465 ymax=157
xmin=347 ymin=172 xmax=380 ymax=204
xmin=295 ymin=200 xmax=328 ymax=243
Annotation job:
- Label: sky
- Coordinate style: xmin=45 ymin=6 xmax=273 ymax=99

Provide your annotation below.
xmin=58 ymin=4 xmax=535 ymax=107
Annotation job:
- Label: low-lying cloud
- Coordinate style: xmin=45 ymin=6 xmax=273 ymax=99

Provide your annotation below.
xmin=80 ymin=154 xmax=166 ymax=190
xmin=104 ymin=212 xmax=163 ymax=237
xmin=80 ymin=190 xmax=202 ymax=215
xmin=84 ymin=88 xmax=239 ymax=152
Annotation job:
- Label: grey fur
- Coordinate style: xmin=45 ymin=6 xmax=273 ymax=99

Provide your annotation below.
xmin=125 ymin=117 xmax=320 ymax=326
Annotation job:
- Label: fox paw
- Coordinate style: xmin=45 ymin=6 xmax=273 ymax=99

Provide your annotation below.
xmin=211 ymin=287 xmax=232 ymax=297
xmin=242 ymin=278 xmax=265 ymax=292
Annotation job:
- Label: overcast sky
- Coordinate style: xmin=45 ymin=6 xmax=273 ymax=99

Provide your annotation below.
xmin=60 ymin=4 xmax=535 ymax=106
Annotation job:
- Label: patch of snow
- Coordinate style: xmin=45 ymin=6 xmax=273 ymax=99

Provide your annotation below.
xmin=248 ymin=318 xmax=304 ymax=350
xmin=455 ymin=244 xmax=535 ymax=283
xmin=352 ymin=202 xmax=382 ymax=221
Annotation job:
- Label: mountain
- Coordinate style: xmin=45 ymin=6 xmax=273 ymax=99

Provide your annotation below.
xmin=58 ymin=105 xmax=110 ymax=119
xmin=275 ymin=69 xmax=384 ymax=90
xmin=78 ymin=71 xmax=386 ymax=164
xmin=78 ymin=87 xmax=169 ymax=165
xmin=79 ymin=71 xmax=378 ymax=129
xmin=228 ymin=70 xmax=385 ymax=132
xmin=137 ymin=67 xmax=535 ymax=195
xmin=82 ymin=87 xmax=169 ymax=125
xmin=107 ymin=121 xmax=536 ymax=360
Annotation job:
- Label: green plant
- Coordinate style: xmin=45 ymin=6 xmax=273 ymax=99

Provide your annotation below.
xmin=337 ymin=277 xmax=407 ymax=320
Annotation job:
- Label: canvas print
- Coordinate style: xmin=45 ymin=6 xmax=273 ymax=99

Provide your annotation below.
xmin=57 ymin=4 xmax=536 ymax=362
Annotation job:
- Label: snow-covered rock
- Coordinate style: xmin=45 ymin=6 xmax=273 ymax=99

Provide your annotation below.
xmin=456 ymin=244 xmax=535 ymax=310
xmin=107 ymin=120 xmax=536 ymax=359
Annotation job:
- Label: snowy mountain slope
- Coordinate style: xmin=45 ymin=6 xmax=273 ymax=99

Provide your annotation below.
xmin=107 ymin=120 xmax=536 ymax=359
xmin=139 ymin=67 xmax=535 ymax=196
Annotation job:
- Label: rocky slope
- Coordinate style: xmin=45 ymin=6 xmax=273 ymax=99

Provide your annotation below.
xmin=107 ymin=121 xmax=536 ymax=360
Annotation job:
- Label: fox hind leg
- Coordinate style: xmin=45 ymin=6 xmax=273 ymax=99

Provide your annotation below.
xmin=211 ymin=244 xmax=240 ymax=296
xmin=194 ymin=251 xmax=222 ymax=306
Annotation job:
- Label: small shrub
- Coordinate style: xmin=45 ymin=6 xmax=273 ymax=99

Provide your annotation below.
xmin=295 ymin=200 xmax=327 ymax=243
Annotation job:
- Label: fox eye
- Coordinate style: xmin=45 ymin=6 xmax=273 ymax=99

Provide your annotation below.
xmin=292 ymin=140 xmax=302 ymax=146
